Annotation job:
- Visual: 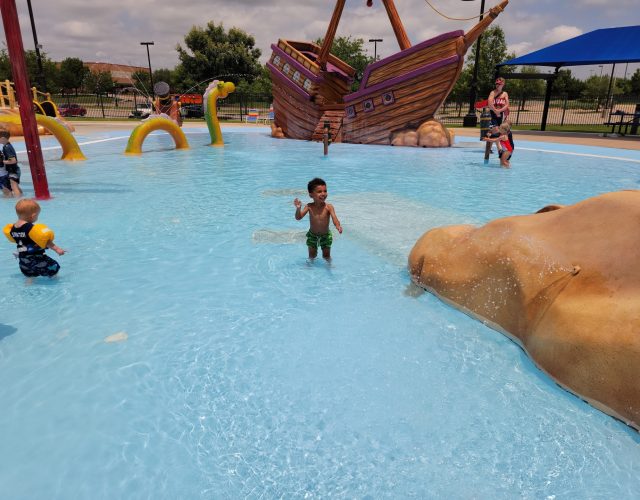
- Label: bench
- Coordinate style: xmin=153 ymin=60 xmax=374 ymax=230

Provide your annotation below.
xmin=605 ymin=110 xmax=640 ymax=136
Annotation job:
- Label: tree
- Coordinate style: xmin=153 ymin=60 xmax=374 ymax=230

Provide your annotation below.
xmin=58 ymin=57 xmax=88 ymax=95
xmin=235 ymin=65 xmax=272 ymax=95
xmin=0 ymin=49 xmax=11 ymax=82
xmin=450 ymin=26 xmax=515 ymax=107
xmin=507 ymin=66 xmax=545 ymax=108
xmin=175 ymin=21 xmax=262 ymax=93
xmin=84 ymin=70 xmax=115 ymax=95
xmin=131 ymin=70 xmax=152 ymax=94
xmin=153 ymin=68 xmax=176 ymax=91
xmin=313 ymin=35 xmax=374 ymax=91
xmin=630 ymin=68 xmax=640 ymax=95
xmin=0 ymin=49 xmax=60 ymax=92
xmin=582 ymin=75 xmax=608 ymax=99
xmin=553 ymin=69 xmax=585 ymax=99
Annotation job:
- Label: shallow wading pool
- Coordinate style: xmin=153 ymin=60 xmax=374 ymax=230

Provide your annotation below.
xmin=1 ymin=127 xmax=639 ymax=498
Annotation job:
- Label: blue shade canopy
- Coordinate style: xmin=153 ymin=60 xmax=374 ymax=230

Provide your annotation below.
xmin=498 ymin=25 xmax=640 ymax=67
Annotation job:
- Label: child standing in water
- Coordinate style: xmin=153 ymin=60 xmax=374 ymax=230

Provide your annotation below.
xmin=4 ymin=199 xmax=65 ymax=277
xmin=294 ymin=177 xmax=342 ymax=259
xmin=0 ymin=129 xmax=23 ymax=197
xmin=483 ymin=121 xmax=514 ymax=168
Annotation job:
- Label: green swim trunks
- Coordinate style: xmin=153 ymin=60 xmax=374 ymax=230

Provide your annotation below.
xmin=306 ymin=230 xmax=333 ymax=249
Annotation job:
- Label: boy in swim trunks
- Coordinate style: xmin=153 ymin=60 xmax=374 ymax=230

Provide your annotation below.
xmin=293 ymin=177 xmax=342 ymax=259
xmin=4 ymin=199 xmax=65 ymax=277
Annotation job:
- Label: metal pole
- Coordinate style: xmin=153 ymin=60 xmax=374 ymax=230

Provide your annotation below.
xmin=0 ymin=0 xmax=49 ymax=198
xmin=540 ymin=68 xmax=558 ymax=131
xmin=369 ymin=38 xmax=383 ymax=61
xmin=462 ymin=0 xmax=485 ymax=127
xmin=140 ymin=41 xmax=154 ymax=91
xmin=25 ymin=0 xmax=46 ymax=91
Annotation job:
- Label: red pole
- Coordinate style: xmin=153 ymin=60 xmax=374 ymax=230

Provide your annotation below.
xmin=0 ymin=0 xmax=50 ymax=199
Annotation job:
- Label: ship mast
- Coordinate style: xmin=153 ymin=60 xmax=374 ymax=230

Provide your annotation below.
xmin=317 ymin=0 xmax=347 ymax=68
xmin=382 ymin=0 xmax=411 ymax=50
xmin=317 ymin=0 xmax=412 ymax=69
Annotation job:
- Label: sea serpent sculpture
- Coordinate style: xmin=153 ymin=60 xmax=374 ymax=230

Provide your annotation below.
xmin=204 ymin=80 xmax=235 ymax=147
xmin=125 ymin=114 xmax=189 ymax=155
xmin=0 ymin=113 xmax=85 ymax=161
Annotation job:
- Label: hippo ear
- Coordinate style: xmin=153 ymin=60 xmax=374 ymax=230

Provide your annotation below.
xmin=535 ymin=204 xmax=564 ymax=214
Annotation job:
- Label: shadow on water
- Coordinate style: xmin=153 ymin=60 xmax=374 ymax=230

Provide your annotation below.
xmin=0 ymin=323 xmax=17 ymax=341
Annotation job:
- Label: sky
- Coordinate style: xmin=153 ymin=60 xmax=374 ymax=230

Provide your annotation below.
xmin=1 ymin=0 xmax=639 ymax=81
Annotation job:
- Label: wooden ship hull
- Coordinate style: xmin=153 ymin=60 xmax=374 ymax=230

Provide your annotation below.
xmin=266 ymin=39 xmax=355 ymax=142
xmin=267 ymin=0 xmax=508 ymax=145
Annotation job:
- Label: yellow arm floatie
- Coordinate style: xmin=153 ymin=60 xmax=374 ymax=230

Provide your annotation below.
xmin=3 ymin=223 xmax=15 ymax=243
xmin=30 ymin=223 xmax=55 ymax=249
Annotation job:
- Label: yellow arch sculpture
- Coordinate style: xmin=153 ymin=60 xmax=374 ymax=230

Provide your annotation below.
xmin=204 ymin=80 xmax=235 ymax=146
xmin=0 ymin=113 xmax=85 ymax=160
xmin=125 ymin=116 xmax=189 ymax=155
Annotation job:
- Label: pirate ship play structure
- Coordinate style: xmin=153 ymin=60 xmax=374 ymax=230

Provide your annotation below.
xmin=267 ymin=0 xmax=508 ymax=145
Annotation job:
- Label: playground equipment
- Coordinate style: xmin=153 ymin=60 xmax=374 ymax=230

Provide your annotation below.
xmin=124 ymin=79 xmax=234 ymax=153
xmin=125 ymin=116 xmax=189 ymax=154
xmin=204 ymin=80 xmax=235 ymax=146
xmin=267 ymin=0 xmax=508 ymax=145
xmin=0 ymin=80 xmax=75 ymax=136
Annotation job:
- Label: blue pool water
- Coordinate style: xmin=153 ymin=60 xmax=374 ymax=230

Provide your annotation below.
xmin=1 ymin=127 xmax=639 ymax=498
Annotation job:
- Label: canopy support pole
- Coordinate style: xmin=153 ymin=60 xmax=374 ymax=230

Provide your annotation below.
xmin=540 ymin=67 xmax=559 ymax=131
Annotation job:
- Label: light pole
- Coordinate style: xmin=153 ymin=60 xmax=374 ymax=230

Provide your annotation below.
xmin=369 ymin=38 xmax=383 ymax=61
xmin=140 ymin=41 xmax=155 ymax=91
xmin=26 ymin=0 xmax=46 ymax=91
xmin=462 ymin=0 xmax=485 ymax=127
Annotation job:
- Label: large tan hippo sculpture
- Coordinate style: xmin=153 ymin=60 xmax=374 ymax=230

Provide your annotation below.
xmin=408 ymin=190 xmax=640 ymax=430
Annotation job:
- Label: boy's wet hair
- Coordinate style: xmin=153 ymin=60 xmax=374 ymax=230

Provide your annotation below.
xmin=15 ymin=199 xmax=40 ymax=218
xmin=0 ymin=129 xmax=10 ymax=139
xmin=308 ymin=177 xmax=326 ymax=193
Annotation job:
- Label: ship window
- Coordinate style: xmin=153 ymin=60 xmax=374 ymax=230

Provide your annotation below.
xmin=283 ymin=63 xmax=291 ymax=75
xmin=363 ymin=99 xmax=375 ymax=113
xmin=292 ymin=71 xmax=301 ymax=82
xmin=303 ymin=79 xmax=312 ymax=91
xmin=382 ymin=91 xmax=395 ymax=105
xmin=345 ymin=105 xmax=356 ymax=118
xmin=273 ymin=55 xmax=281 ymax=66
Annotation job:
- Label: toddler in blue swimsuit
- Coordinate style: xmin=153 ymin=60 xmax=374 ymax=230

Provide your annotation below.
xmin=4 ymin=199 xmax=65 ymax=277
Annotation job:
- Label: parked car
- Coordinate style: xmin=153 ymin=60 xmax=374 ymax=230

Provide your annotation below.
xmin=128 ymin=103 xmax=153 ymax=119
xmin=58 ymin=103 xmax=87 ymax=117
xmin=180 ymin=104 xmax=204 ymax=118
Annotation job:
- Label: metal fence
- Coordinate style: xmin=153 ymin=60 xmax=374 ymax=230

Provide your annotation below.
xmin=52 ymin=91 xmax=640 ymax=134
xmin=51 ymin=92 xmax=273 ymax=121
xmin=436 ymin=93 xmax=640 ymax=134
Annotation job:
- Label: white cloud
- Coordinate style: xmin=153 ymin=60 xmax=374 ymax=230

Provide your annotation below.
xmin=540 ymin=25 xmax=583 ymax=46
xmin=0 ymin=0 xmax=637 ymax=74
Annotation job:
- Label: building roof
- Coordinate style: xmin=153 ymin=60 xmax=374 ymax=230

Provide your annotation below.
xmin=498 ymin=25 xmax=640 ymax=68
xmin=84 ymin=62 xmax=148 ymax=85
